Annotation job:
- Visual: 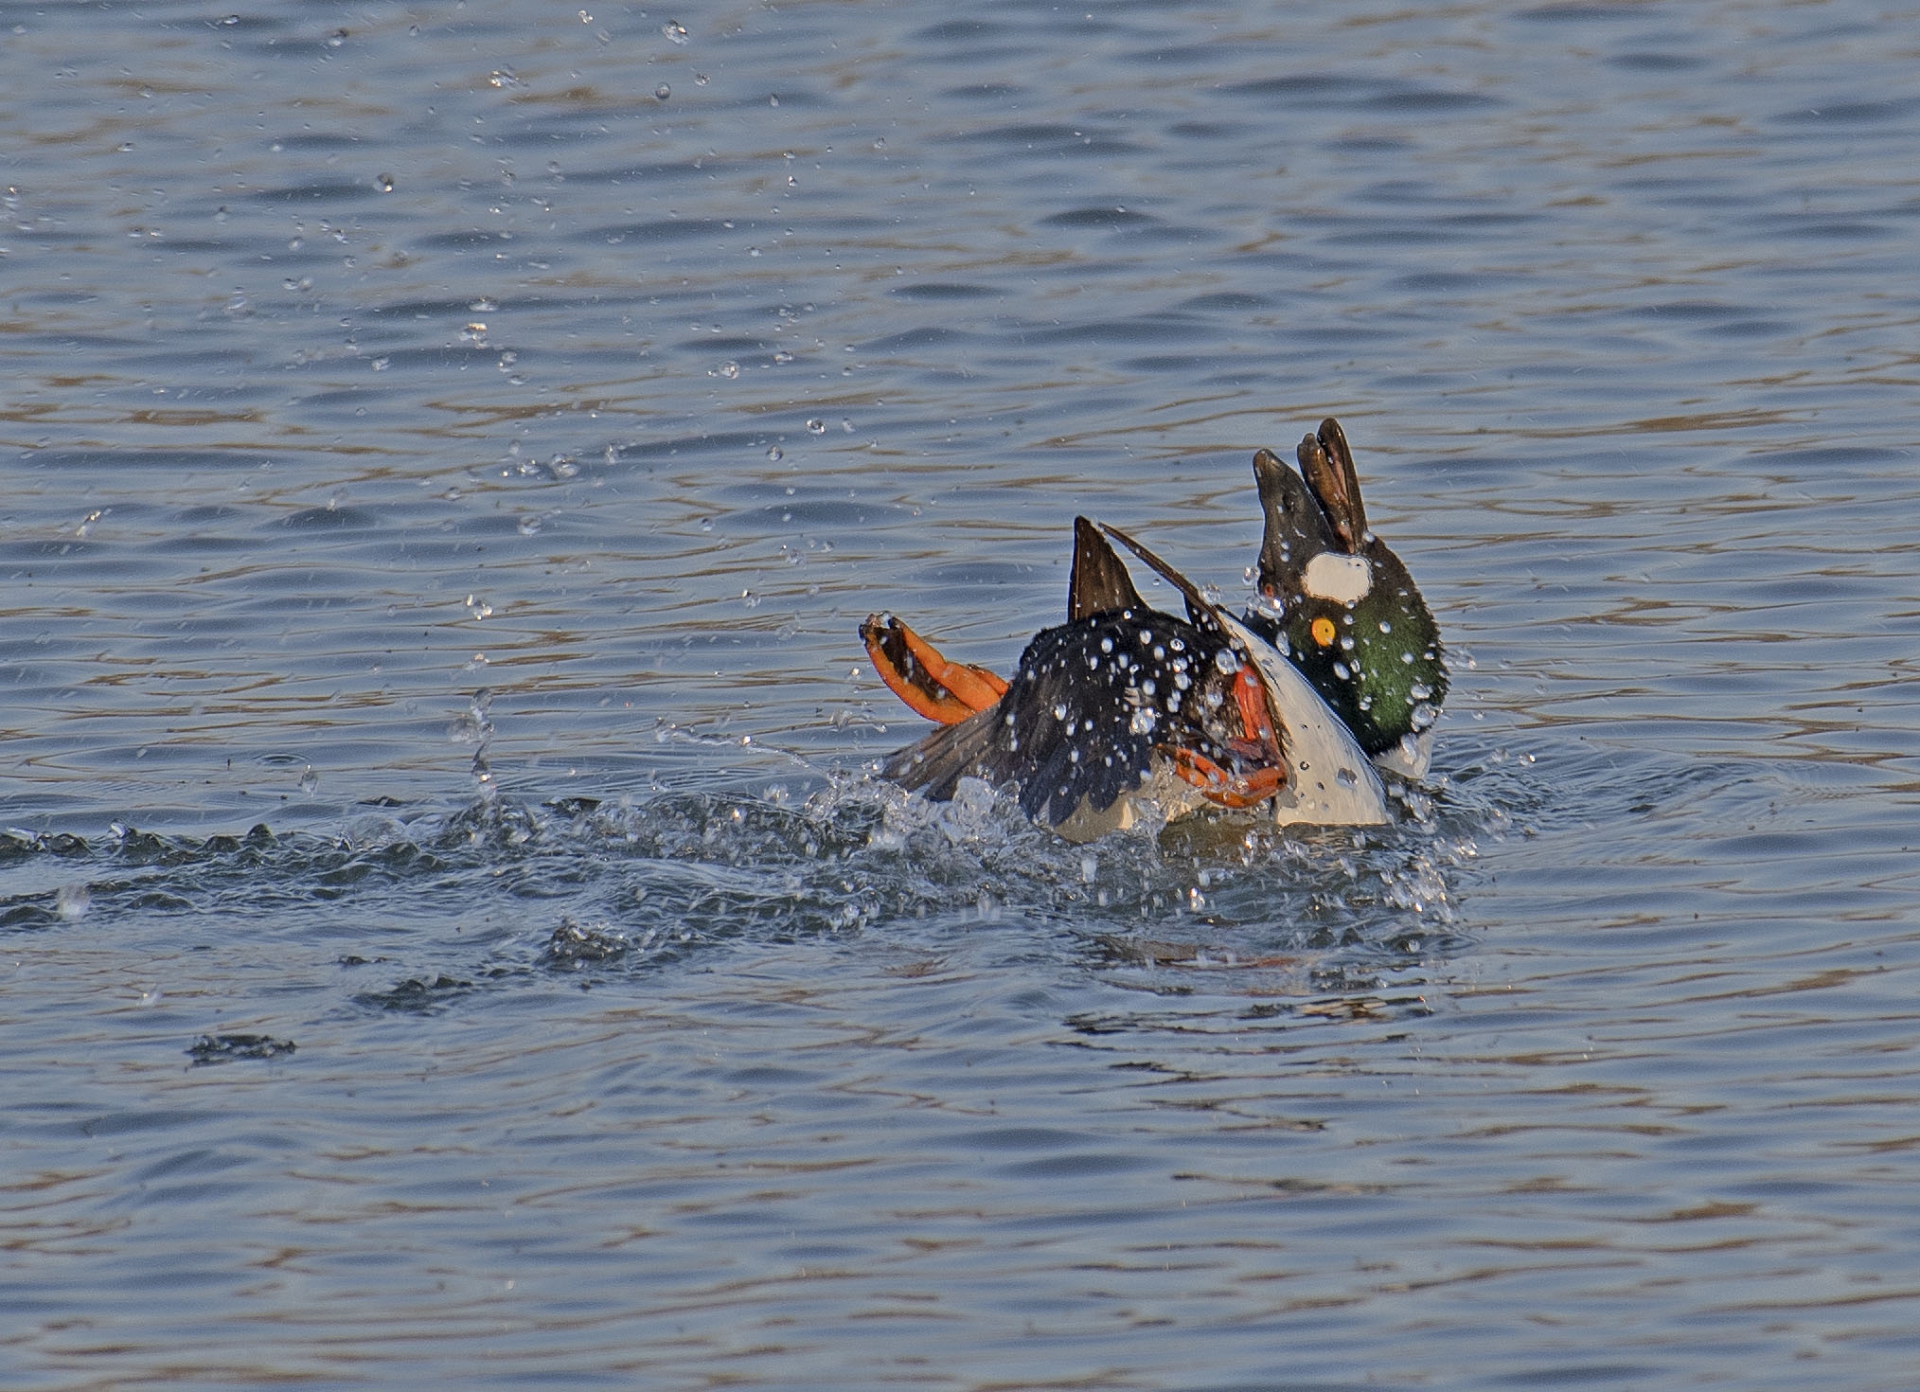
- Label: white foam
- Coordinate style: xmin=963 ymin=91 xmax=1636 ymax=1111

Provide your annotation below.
xmin=1372 ymin=728 xmax=1433 ymax=781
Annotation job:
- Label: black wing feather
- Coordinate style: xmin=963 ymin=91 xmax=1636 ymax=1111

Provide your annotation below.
xmin=886 ymin=610 xmax=1200 ymax=827
xmin=1067 ymin=517 xmax=1145 ymax=622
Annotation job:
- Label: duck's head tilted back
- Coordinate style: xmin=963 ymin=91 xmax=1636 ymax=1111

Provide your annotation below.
xmin=1249 ymin=418 xmax=1447 ymax=773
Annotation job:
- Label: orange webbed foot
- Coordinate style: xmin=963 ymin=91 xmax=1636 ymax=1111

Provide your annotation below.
xmin=860 ymin=614 xmax=1009 ymax=726
xmin=1166 ymin=748 xmax=1285 ymax=809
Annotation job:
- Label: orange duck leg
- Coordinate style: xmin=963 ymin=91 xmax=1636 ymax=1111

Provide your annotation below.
xmin=860 ymin=614 xmax=1009 ymax=726
xmin=1165 ymin=749 xmax=1285 ymax=809
xmin=1165 ymin=666 xmax=1287 ymax=809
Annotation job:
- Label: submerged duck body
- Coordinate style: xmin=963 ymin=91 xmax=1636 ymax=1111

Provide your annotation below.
xmin=857 ymin=417 xmax=1442 ymax=839
xmin=881 ymin=602 xmax=1252 ymax=837
xmin=1244 ymin=419 xmax=1448 ymax=778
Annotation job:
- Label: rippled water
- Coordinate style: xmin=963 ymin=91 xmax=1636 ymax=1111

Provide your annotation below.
xmin=5 ymin=0 xmax=1920 ymax=1386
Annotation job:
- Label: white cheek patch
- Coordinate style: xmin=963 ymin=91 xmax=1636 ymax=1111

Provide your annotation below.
xmin=1302 ymin=552 xmax=1372 ymax=605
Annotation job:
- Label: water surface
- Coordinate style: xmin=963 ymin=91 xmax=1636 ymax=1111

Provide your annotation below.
xmin=4 ymin=1 xmax=1920 ymax=1387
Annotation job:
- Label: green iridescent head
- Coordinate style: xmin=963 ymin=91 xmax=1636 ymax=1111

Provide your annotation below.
xmin=1250 ymin=419 xmax=1446 ymax=765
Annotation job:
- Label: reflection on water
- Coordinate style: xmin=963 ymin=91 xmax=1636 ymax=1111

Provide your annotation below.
xmin=5 ymin=0 xmax=1920 ymax=1386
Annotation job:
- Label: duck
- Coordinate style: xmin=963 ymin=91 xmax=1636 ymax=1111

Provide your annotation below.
xmin=861 ymin=518 xmax=1387 ymax=842
xmin=1241 ymin=418 xmax=1448 ymax=778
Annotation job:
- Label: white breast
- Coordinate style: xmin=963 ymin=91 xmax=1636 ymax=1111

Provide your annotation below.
xmin=1217 ymin=613 xmax=1388 ymax=829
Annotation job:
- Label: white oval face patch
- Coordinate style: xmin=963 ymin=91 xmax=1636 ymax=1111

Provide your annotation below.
xmin=1302 ymin=552 xmax=1373 ymax=605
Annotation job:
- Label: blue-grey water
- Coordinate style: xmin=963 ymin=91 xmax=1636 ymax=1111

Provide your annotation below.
xmin=4 ymin=1 xmax=1920 ymax=1387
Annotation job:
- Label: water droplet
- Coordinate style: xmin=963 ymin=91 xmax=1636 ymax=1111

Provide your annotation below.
xmin=1213 ymin=647 xmax=1240 ymax=674
xmin=375 ymin=172 xmax=395 ymax=192
xmin=806 ymin=418 xmax=826 ymax=434
xmin=718 ymin=360 xmax=740 ymax=379
xmin=694 ymin=72 xmax=708 ymax=85
xmin=1410 ymin=682 xmax=1432 ymax=701
xmin=489 ymin=67 xmax=518 ymax=88
xmin=766 ymin=446 xmax=783 ymax=462
xmin=662 ymin=19 xmax=688 ymax=42
xmin=698 ymin=517 xmax=713 ymax=532
xmin=1052 ymin=702 xmax=1068 ymax=721
xmin=655 ymin=83 xmax=671 ymax=101
xmin=517 ymin=514 xmax=543 ymax=536
xmin=55 ymin=884 xmax=90 ymax=921
xmin=1129 ymin=706 xmax=1157 ymax=736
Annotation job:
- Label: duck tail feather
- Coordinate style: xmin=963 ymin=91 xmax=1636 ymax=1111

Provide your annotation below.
xmin=882 ymin=705 xmax=1006 ymax=802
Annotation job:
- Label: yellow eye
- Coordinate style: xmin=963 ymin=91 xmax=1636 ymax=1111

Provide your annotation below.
xmin=1310 ymin=616 xmax=1337 ymax=648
